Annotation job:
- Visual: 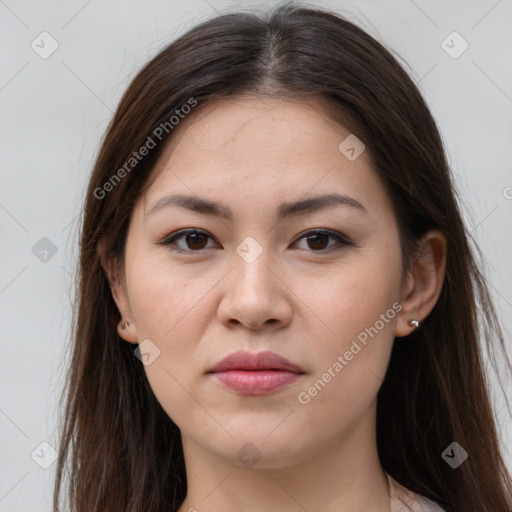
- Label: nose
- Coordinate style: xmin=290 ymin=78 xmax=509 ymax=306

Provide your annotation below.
xmin=217 ymin=246 xmax=293 ymax=331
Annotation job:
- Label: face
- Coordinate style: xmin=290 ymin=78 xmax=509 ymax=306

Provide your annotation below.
xmin=109 ymin=96 xmax=411 ymax=468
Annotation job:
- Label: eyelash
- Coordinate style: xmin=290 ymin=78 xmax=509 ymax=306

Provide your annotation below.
xmin=157 ymin=228 xmax=353 ymax=254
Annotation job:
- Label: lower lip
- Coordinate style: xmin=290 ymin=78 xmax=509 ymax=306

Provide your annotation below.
xmin=211 ymin=370 xmax=301 ymax=395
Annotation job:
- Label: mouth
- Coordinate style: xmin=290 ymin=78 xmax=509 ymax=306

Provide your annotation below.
xmin=207 ymin=350 xmax=305 ymax=395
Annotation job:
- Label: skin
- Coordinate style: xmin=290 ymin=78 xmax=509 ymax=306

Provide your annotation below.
xmin=100 ymin=96 xmax=447 ymax=512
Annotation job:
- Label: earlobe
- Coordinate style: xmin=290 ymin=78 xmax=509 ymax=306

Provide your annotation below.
xmin=117 ymin=319 xmax=139 ymax=344
xmin=395 ymin=230 xmax=447 ymax=338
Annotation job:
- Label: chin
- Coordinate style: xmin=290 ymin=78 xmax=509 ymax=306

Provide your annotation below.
xmin=207 ymin=430 xmax=313 ymax=470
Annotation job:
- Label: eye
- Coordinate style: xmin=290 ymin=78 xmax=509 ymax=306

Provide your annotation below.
xmin=158 ymin=229 xmax=217 ymax=252
xmin=294 ymin=229 xmax=352 ymax=252
xmin=157 ymin=228 xmax=352 ymax=253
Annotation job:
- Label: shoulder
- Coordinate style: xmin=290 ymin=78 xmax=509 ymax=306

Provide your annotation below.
xmin=387 ymin=473 xmax=447 ymax=512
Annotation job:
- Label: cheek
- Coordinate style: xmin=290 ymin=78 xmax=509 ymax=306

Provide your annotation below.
xmin=294 ymin=284 xmax=398 ymax=438
xmin=297 ymin=246 xmax=401 ymax=351
xmin=292 ymin=245 xmax=401 ymax=411
xmin=127 ymin=254 xmax=213 ymax=345
xmin=124 ymin=251 xmax=228 ymax=398
xmin=127 ymin=267 xmax=211 ymax=425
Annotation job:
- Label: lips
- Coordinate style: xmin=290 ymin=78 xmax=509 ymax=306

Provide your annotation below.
xmin=208 ymin=350 xmax=304 ymax=374
xmin=208 ymin=350 xmax=305 ymax=395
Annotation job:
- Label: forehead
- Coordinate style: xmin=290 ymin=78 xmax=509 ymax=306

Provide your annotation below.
xmin=153 ymin=96 xmax=353 ymax=164
xmin=139 ymin=96 xmax=390 ymax=220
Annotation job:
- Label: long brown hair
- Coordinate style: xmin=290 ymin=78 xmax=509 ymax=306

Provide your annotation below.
xmin=53 ymin=4 xmax=512 ymax=511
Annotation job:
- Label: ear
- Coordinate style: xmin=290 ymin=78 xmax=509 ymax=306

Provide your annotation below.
xmin=97 ymin=238 xmax=138 ymax=344
xmin=395 ymin=229 xmax=447 ymax=337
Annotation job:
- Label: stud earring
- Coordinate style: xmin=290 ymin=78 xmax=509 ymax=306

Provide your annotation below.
xmin=409 ymin=319 xmax=420 ymax=328
xmin=120 ymin=321 xmax=129 ymax=329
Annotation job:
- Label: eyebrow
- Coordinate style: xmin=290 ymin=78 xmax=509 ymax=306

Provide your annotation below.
xmin=145 ymin=192 xmax=367 ymax=220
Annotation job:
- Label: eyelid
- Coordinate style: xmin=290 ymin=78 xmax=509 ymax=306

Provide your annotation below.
xmin=157 ymin=228 xmax=218 ymax=252
xmin=157 ymin=228 xmax=353 ymax=253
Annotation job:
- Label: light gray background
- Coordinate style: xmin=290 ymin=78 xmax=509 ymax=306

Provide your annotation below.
xmin=1 ymin=0 xmax=511 ymax=510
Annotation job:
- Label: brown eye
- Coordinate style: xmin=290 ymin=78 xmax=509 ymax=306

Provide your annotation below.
xmin=184 ymin=232 xmax=209 ymax=250
xmin=304 ymin=232 xmax=330 ymax=250
xmin=159 ymin=229 xmax=216 ymax=252
xmin=294 ymin=229 xmax=351 ymax=252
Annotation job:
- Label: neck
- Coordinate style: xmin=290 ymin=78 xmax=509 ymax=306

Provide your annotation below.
xmin=177 ymin=408 xmax=390 ymax=512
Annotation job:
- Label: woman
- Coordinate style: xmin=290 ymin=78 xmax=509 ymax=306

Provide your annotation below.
xmin=53 ymin=4 xmax=512 ymax=511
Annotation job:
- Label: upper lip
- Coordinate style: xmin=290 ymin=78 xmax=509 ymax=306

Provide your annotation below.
xmin=208 ymin=350 xmax=304 ymax=374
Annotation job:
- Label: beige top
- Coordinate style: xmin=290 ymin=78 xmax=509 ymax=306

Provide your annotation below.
xmin=387 ymin=473 xmax=446 ymax=512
